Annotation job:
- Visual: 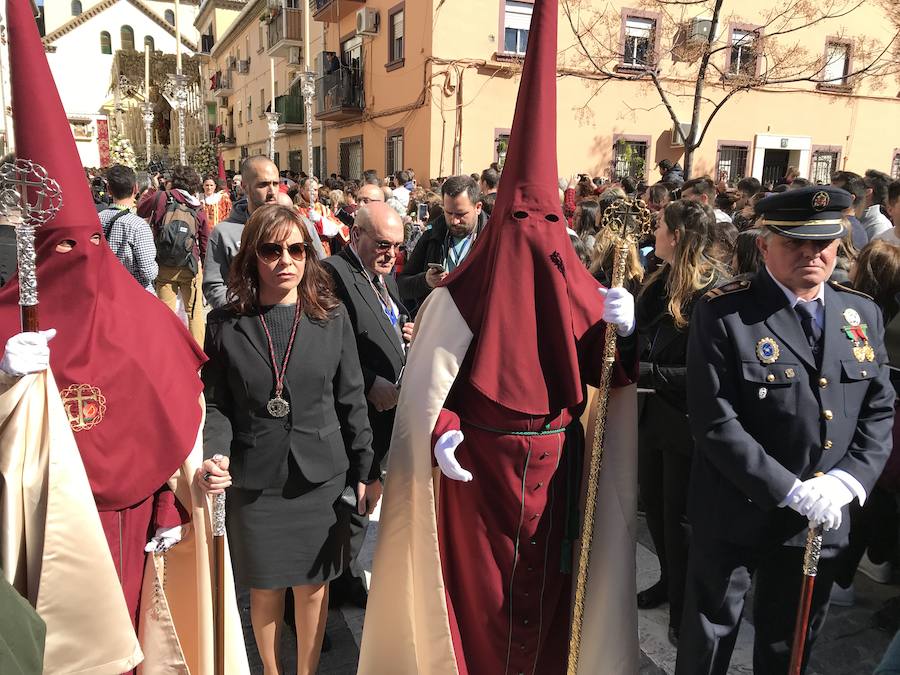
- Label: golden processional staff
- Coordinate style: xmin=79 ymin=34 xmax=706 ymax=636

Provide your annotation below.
xmin=567 ymin=197 xmax=652 ymax=674
xmin=0 ymin=159 xmax=63 ymax=331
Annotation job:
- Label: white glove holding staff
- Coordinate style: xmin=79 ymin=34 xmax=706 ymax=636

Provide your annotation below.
xmin=784 ymin=474 xmax=854 ymax=531
xmin=434 ymin=430 xmax=473 ymax=482
xmin=0 ymin=329 xmax=57 ymax=377
xmin=599 ymin=287 xmax=636 ymax=337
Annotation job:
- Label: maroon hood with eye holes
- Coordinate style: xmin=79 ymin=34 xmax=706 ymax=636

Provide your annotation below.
xmin=439 ymin=0 xmax=606 ymax=416
xmin=0 ymin=0 xmax=207 ymax=511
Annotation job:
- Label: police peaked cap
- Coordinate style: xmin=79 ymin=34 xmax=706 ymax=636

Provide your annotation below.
xmin=755 ymin=186 xmax=852 ymax=240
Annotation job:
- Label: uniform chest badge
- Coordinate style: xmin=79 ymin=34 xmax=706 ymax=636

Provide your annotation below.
xmin=60 ymin=384 xmax=107 ymax=432
xmin=842 ymin=317 xmax=875 ymax=363
xmin=756 ymin=337 xmax=780 ymax=364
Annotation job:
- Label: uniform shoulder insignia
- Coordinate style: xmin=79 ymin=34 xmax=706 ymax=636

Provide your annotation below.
xmin=704 ymin=278 xmax=751 ymax=301
xmin=828 ymin=280 xmax=874 ymax=301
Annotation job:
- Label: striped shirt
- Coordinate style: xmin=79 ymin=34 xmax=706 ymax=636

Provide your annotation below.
xmin=98 ymin=206 xmax=159 ymax=291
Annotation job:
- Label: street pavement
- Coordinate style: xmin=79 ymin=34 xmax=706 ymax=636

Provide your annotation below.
xmin=239 ymin=504 xmax=898 ymax=674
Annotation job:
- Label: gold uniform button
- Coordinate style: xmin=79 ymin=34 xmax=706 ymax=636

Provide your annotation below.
xmin=766 ymin=374 xmax=776 ymax=383
xmin=822 ymin=410 xmax=834 ymax=421
xmin=819 ymin=378 xmax=828 ymax=388
xmin=824 ymin=440 xmax=833 ymax=450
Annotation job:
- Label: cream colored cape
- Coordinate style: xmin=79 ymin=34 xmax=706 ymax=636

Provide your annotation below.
xmin=358 ymin=287 xmax=639 ymax=674
xmin=0 ymin=370 xmax=248 ymax=674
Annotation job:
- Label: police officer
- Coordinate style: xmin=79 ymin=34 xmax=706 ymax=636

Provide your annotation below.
xmin=676 ymin=186 xmax=896 ymax=675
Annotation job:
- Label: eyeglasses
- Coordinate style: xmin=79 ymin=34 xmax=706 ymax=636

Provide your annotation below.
xmin=360 ymin=229 xmax=404 ymax=253
xmin=257 ymin=242 xmax=308 ymax=263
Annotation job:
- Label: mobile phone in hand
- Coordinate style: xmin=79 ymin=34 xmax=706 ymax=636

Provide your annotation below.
xmin=417 ymin=203 xmax=429 ymax=221
xmin=427 ymin=263 xmax=446 ymax=273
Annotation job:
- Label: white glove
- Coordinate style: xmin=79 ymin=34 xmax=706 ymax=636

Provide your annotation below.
xmin=434 ymin=430 xmax=473 ymax=482
xmin=785 ymin=475 xmax=853 ymax=532
xmin=308 ymin=209 xmax=322 ymax=223
xmin=144 ymin=524 xmax=185 ymax=553
xmin=599 ymin=287 xmax=636 ymax=337
xmin=0 ymin=329 xmax=57 ymax=377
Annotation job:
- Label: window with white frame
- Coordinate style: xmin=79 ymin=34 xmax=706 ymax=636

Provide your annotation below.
xmin=623 ymin=16 xmax=654 ymax=67
xmin=729 ymin=29 xmax=757 ymax=76
xmin=503 ymin=1 xmax=532 ymax=56
xmin=824 ymin=43 xmax=850 ymax=86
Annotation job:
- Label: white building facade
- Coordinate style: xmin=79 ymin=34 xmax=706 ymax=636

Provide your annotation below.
xmin=40 ymin=0 xmax=200 ymax=167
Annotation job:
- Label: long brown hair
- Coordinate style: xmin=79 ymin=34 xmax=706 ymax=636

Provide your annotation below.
xmin=642 ymin=199 xmax=727 ymax=329
xmin=852 ymin=239 xmax=900 ymax=321
xmin=228 ymin=204 xmax=339 ymax=320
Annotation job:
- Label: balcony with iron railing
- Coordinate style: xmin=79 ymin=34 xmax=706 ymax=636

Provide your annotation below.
xmin=310 ymin=0 xmax=365 ymax=24
xmin=275 ymin=94 xmax=305 ymax=128
xmin=267 ymin=5 xmax=304 ymax=58
xmin=315 ymin=65 xmax=364 ymax=121
xmin=211 ymin=71 xmax=233 ymax=96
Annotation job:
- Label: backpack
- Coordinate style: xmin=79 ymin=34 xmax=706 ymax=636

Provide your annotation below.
xmin=154 ymin=193 xmax=199 ymax=274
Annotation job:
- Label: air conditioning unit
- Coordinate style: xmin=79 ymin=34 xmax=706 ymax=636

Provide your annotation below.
xmin=315 ymin=51 xmax=336 ymax=78
xmin=237 ymin=59 xmax=250 ymax=74
xmin=671 ymin=121 xmax=692 ymax=147
xmin=356 ymin=8 xmax=379 ymax=36
xmin=288 ymin=46 xmax=303 ymax=66
xmin=690 ymin=18 xmax=712 ymax=42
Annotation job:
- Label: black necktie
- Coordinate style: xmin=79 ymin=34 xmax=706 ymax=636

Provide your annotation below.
xmin=795 ymin=302 xmax=822 ymax=360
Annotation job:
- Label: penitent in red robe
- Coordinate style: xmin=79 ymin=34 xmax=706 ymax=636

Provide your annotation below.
xmin=432 ymin=344 xmax=633 ymax=675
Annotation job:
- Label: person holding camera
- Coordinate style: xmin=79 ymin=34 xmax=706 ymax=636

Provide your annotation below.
xmin=198 ymin=204 xmax=376 ymax=675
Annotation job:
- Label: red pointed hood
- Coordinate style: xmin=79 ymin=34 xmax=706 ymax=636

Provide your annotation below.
xmin=0 ymin=0 xmax=206 ymax=510
xmin=441 ymin=0 xmax=605 ymax=416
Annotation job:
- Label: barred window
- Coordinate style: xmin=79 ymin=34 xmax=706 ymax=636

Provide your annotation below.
xmin=717 ymin=145 xmax=749 ymax=182
xmin=811 ymin=150 xmax=839 ymax=184
xmin=613 ymin=139 xmax=648 ymax=180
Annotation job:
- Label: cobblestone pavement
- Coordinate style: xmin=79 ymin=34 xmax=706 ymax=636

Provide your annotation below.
xmin=238 ymin=509 xmax=898 ymax=674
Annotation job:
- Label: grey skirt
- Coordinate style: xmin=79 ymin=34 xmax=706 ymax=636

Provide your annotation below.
xmin=225 ymin=456 xmax=353 ymax=589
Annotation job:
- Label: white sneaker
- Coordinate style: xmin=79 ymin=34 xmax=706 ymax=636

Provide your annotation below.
xmin=858 ymin=551 xmax=891 ymax=584
xmin=830 ymin=582 xmax=855 ymax=607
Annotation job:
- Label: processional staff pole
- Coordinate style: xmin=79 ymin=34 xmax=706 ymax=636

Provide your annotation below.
xmin=212 ymin=483 xmax=226 ymax=674
xmin=0 ymin=159 xmax=63 ymax=332
xmin=566 ymin=197 xmax=652 ymax=675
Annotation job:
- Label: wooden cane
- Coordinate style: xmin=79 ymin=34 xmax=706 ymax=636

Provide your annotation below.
xmin=566 ymin=198 xmax=651 ymax=674
xmin=789 ymin=522 xmax=824 ymax=675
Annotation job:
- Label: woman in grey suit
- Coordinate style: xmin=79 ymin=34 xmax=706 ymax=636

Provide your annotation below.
xmin=198 ymin=204 xmax=377 ymax=675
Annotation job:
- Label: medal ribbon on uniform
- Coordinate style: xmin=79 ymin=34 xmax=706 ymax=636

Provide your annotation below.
xmin=259 ymin=300 xmax=303 ymax=418
xmin=842 ymin=323 xmax=875 ymax=362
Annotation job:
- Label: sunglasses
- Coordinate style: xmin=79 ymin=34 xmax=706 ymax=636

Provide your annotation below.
xmin=359 ymin=229 xmax=404 ymax=253
xmin=257 ymin=242 xmax=308 ymax=263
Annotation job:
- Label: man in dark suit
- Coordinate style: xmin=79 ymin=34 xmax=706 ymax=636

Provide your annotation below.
xmin=677 ymin=186 xmax=896 ymax=675
xmin=397 ymin=174 xmax=487 ymax=313
xmin=323 ymin=201 xmax=413 ymax=606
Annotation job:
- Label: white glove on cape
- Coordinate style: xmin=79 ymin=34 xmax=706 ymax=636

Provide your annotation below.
xmin=599 ymin=287 xmax=636 ymax=337
xmin=144 ymin=524 xmax=185 ymax=553
xmin=434 ymin=430 xmax=473 ymax=482
xmin=0 ymin=329 xmax=57 ymax=377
